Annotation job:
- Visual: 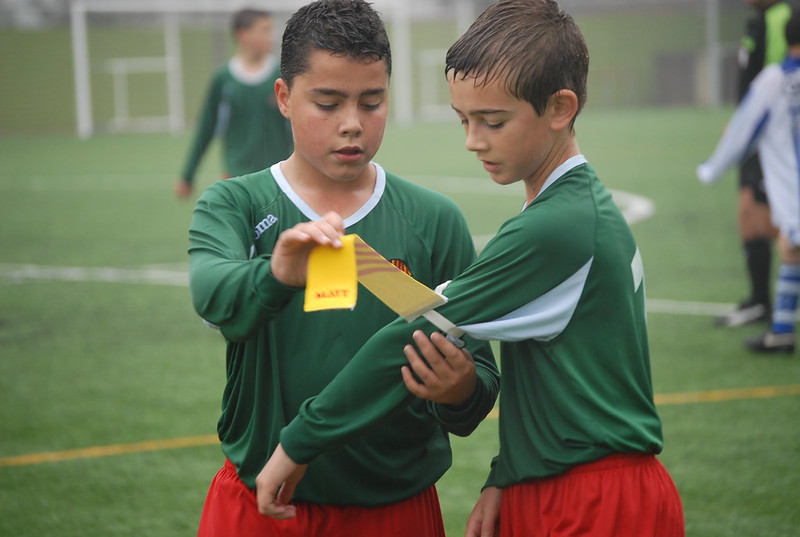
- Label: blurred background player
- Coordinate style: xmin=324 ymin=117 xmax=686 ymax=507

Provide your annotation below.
xmin=698 ymin=8 xmax=800 ymax=353
xmin=175 ymin=8 xmax=292 ymax=199
xmin=715 ymin=0 xmax=791 ymax=326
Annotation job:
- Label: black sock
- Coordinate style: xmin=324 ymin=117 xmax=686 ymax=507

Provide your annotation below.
xmin=744 ymin=238 xmax=772 ymax=307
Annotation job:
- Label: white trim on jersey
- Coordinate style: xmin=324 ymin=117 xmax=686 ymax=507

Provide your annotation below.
xmin=520 ymin=154 xmax=589 ymax=211
xmin=536 ymin=154 xmax=588 ymax=199
xmin=632 ymin=247 xmax=644 ymax=293
xmin=458 ymin=257 xmax=593 ymax=343
xmin=228 ymin=55 xmax=277 ymax=86
xmin=442 ymin=154 xmax=593 ymax=343
xmin=269 ymin=162 xmax=387 ymax=227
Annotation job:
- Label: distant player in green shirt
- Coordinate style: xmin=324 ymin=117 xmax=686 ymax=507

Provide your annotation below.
xmin=258 ymin=1 xmax=684 ymax=536
xmin=188 ymin=1 xmax=498 ymax=535
xmin=176 ymin=8 xmax=292 ymax=199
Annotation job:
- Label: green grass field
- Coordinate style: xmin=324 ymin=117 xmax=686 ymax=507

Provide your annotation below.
xmin=1 ymin=107 xmax=799 ymax=537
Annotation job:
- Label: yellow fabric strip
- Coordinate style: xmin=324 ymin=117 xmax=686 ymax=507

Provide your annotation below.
xmin=304 ymin=234 xmax=446 ymax=320
xmin=304 ymin=234 xmax=358 ymax=311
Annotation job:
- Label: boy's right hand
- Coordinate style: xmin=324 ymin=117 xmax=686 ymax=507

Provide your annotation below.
xmin=465 ymin=486 xmax=502 ymax=537
xmin=402 ymin=330 xmax=477 ymax=406
xmin=175 ymin=179 xmax=193 ymax=199
xmin=270 ymin=211 xmax=345 ymax=287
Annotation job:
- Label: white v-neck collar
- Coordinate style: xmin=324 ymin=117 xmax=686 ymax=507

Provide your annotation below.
xmin=270 ymin=162 xmax=387 ymax=227
xmin=523 ymin=154 xmax=588 ymax=210
xmin=228 ymin=55 xmax=276 ymax=85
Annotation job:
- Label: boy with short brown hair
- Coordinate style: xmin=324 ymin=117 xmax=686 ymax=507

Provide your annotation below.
xmin=259 ymin=1 xmax=685 ymax=535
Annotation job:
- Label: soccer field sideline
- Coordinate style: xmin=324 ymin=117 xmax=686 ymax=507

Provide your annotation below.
xmin=0 ymin=261 xmax=738 ymax=317
xmin=2 ymin=383 xmax=798 ymax=469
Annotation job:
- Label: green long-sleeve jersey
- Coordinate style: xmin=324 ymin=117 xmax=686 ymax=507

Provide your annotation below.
xmin=280 ymin=156 xmax=663 ymax=488
xmin=180 ymin=57 xmax=292 ymax=185
xmin=188 ymin=162 xmax=499 ymax=505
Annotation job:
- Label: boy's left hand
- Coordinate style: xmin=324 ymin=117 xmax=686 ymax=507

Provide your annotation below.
xmin=255 ymin=444 xmax=308 ymax=519
xmin=401 ymin=330 xmax=477 ymax=405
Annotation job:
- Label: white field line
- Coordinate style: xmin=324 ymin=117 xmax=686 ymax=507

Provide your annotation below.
xmin=7 ymin=382 xmax=800 ymax=467
xmin=0 ymin=174 xmax=173 ymax=192
xmin=4 ymin=182 xmax=702 ymax=311
xmin=408 ymin=175 xmax=656 ymax=224
xmin=0 ymin=264 xmax=188 ymax=287
xmin=646 ymin=299 xmax=734 ymax=316
xmin=471 ymin=191 xmax=653 ymax=250
xmin=5 ymin=173 xmax=655 ymax=226
xmin=0 ymin=263 xmax=735 ymax=317
xmin=411 ymin=176 xmax=654 ymax=250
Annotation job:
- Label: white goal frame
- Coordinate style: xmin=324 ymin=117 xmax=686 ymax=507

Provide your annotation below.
xmin=70 ymin=0 xmax=730 ymax=138
xmin=69 ymin=0 xmax=479 ymax=139
xmin=70 ymin=1 xmax=308 ymax=138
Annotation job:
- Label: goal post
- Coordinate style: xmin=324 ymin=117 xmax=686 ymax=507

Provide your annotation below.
xmin=70 ymin=0 xmax=738 ymax=138
xmin=69 ymin=0 xmax=482 ymax=138
xmin=69 ymin=0 xmax=309 ymax=138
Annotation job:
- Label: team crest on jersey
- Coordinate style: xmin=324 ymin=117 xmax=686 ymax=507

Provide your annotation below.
xmin=390 ymin=259 xmax=412 ymax=277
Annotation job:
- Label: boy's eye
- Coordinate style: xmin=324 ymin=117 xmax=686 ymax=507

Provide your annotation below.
xmin=362 ymin=102 xmax=382 ymax=111
xmin=486 ymin=121 xmax=505 ymax=130
xmin=316 ymin=103 xmax=337 ymax=111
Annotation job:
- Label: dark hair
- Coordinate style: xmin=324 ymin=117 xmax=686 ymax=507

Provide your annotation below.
xmin=281 ymin=0 xmax=391 ymax=87
xmin=446 ymin=0 xmax=589 ymax=129
xmin=787 ymin=8 xmax=800 ymax=46
xmin=231 ymin=8 xmax=272 ymax=35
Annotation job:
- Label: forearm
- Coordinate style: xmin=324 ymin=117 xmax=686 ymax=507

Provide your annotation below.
xmin=430 ymin=336 xmax=498 ymax=437
xmin=279 ymin=315 xmax=429 ymax=463
xmin=188 ymin=184 xmax=302 ymax=341
xmin=189 ymin=253 xmax=300 ymax=341
xmin=279 ymin=228 xmax=571 ymax=463
xmin=181 ymin=80 xmax=221 ymax=183
xmin=181 ymin=117 xmax=217 ymax=183
xmin=697 ymin=125 xmax=753 ymax=184
xmin=698 ymin=79 xmax=772 ymax=184
xmin=279 ymin=316 xmax=499 ymax=462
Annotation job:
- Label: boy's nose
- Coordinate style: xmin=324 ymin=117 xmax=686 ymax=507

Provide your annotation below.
xmin=464 ymin=129 xmax=486 ymax=152
xmin=339 ymin=107 xmax=363 ymax=137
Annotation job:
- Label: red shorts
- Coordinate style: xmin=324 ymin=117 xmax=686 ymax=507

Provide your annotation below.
xmin=499 ymin=453 xmax=685 ymax=537
xmin=197 ymin=459 xmax=446 ymax=537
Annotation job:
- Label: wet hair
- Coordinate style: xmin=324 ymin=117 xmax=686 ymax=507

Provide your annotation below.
xmin=446 ymin=0 xmax=589 ymax=129
xmin=787 ymin=8 xmax=800 ymax=47
xmin=231 ymin=8 xmax=272 ymax=35
xmin=281 ymin=0 xmax=391 ymax=87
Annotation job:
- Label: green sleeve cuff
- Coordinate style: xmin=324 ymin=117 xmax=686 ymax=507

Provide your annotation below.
xmin=254 ymin=259 xmax=304 ymax=311
xmin=482 ymin=456 xmax=501 ymax=490
xmin=216 ymin=259 xmax=302 ymax=341
xmin=279 ymin=415 xmax=318 ymax=465
xmin=430 ymin=376 xmax=494 ymax=437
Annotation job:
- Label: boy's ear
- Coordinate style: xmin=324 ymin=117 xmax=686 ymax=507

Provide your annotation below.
xmin=275 ymin=78 xmax=291 ymax=119
xmin=548 ymin=90 xmax=579 ymax=131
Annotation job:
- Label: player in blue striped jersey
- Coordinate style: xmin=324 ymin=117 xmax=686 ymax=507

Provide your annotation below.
xmin=715 ymin=0 xmax=791 ymax=328
xmin=698 ymin=8 xmax=800 ymax=353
